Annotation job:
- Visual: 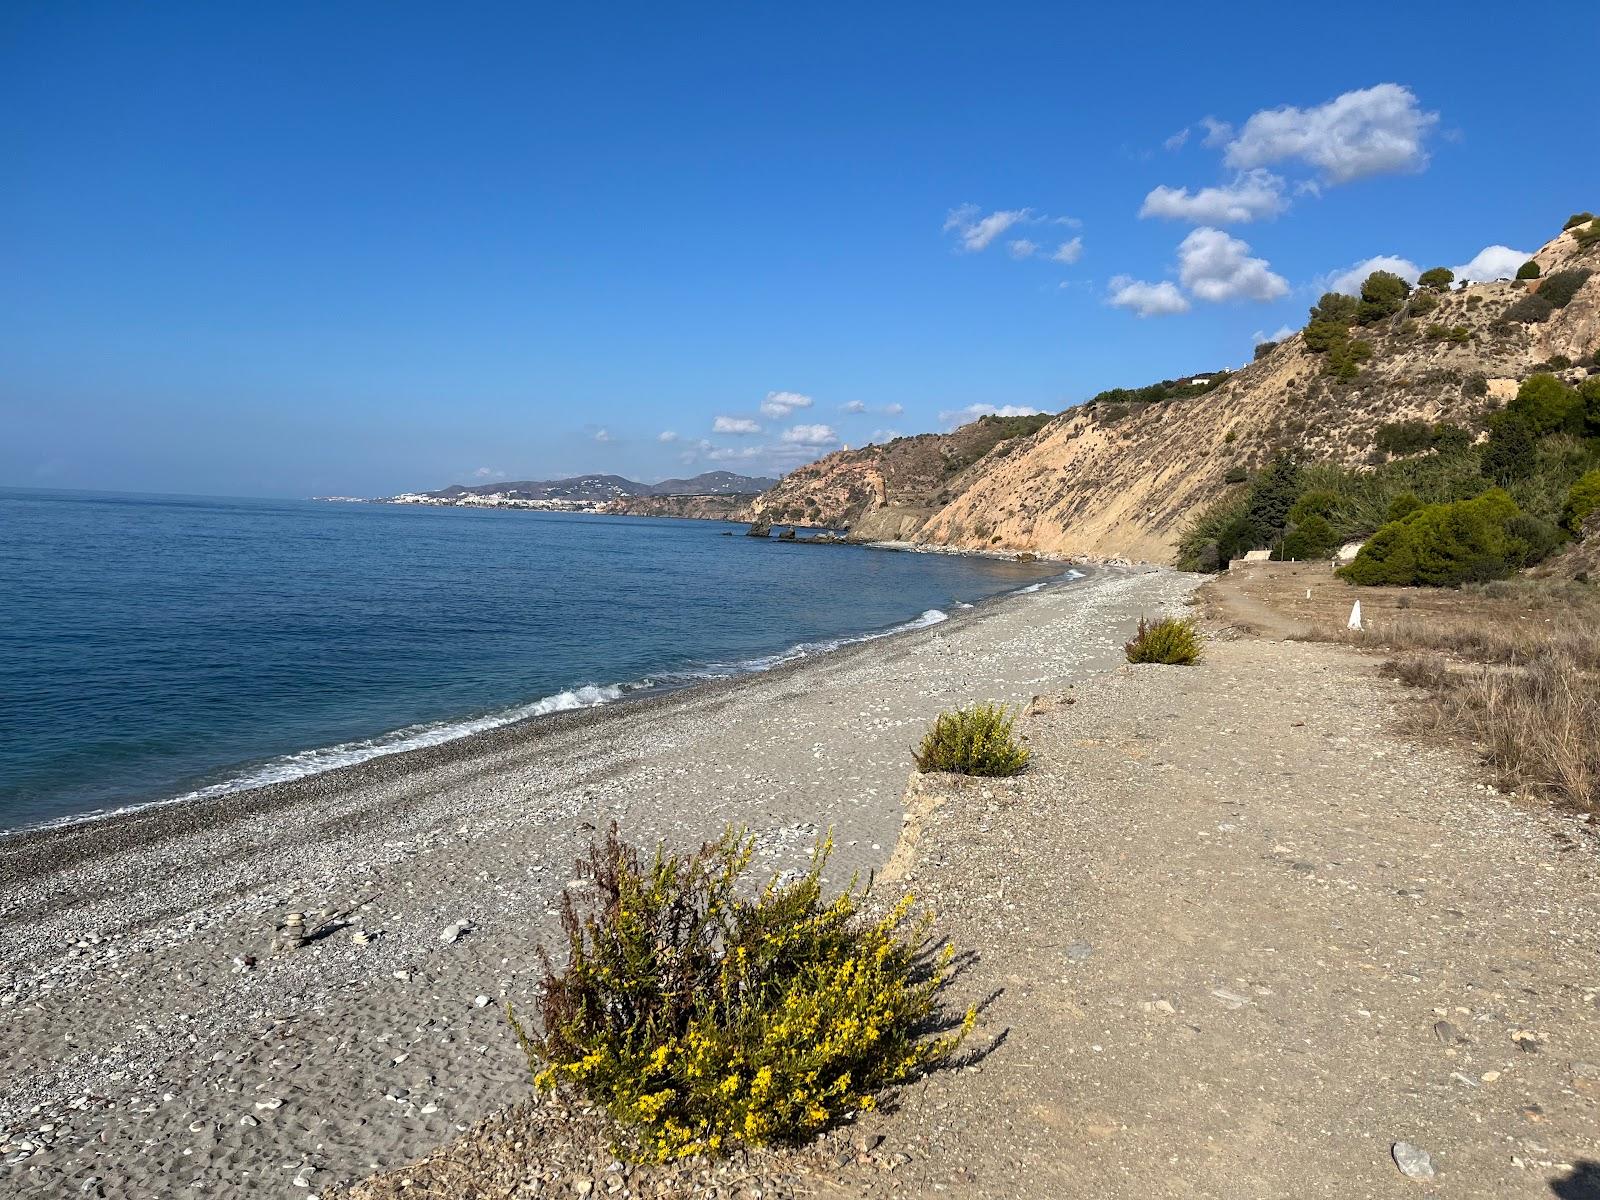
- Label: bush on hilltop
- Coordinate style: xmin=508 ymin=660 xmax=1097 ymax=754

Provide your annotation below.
xmin=1517 ymin=260 xmax=1543 ymax=280
xmin=1357 ymin=271 xmax=1412 ymax=324
xmin=512 ymin=826 xmax=970 ymax=1162
xmin=914 ymin=702 xmax=1030 ymax=776
xmin=1418 ymin=267 xmax=1455 ymax=289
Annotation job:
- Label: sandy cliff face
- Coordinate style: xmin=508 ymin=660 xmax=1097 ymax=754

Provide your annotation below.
xmin=751 ymin=229 xmax=1598 ymax=563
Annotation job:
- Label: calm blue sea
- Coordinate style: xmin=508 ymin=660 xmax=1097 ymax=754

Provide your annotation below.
xmin=0 ymin=489 xmax=1067 ymax=831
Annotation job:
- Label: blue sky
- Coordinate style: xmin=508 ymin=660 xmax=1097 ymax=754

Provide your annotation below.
xmin=2 ymin=2 xmax=1594 ymax=498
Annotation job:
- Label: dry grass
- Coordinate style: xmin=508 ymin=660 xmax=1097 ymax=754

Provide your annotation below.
xmin=1328 ymin=579 xmax=1600 ymax=810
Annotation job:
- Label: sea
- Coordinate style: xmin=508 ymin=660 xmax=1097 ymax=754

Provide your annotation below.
xmin=0 ymin=488 xmax=1070 ymax=832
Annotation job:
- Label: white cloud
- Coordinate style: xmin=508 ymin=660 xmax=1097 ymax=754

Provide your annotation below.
xmin=882 ymin=402 xmax=904 ymax=416
xmin=1164 ymin=127 xmax=1191 ymax=151
xmin=1223 ymin=83 xmax=1438 ymax=184
xmin=1140 ymin=169 xmax=1288 ymax=224
xmin=593 ymin=429 xmax=612 ymax=442
xmin=938 ymin=402 xmax=1047 ymax=427
xmin=759 ymin=390 xmax=813 ymax=418
xmin=713 ymin=415 xmax=761 ymax=435
xmin=1199 ymin=116 xmax=1233 ymax=147
xmin=1107 ymin=276 xmax=1191 ymax=317
xmin=781 ymin=423 xmax=839 ymax=447
xmin=1252 ymin=325 xmax=1297 ymax=344
xmin=1008 ymin=239 xmax=1039 ymax=259
xmin=657 ymin=430 xmax=678 ymax=443
xmin=943 ymin=205 xmax=1028 ymax=252
xmin=840 ymin=400 xmax=867 ymax=414
xmin=869 ymin=429 xmax=903 ymax=443
xmin=1452 ymin=244 xmax=1531 ymax=283
xmin=1177 ymin=227 xmax=1289 ymax=303
xmin=943 ymin=205 xmax=1080 ymax=253
xmin=1050 ymin=237 xmax=1084 ymax=264
xmin=1320 ymin=254 xmax=1421 ymax=297
xmin=473 ymin=466 xmax=505 ymax=479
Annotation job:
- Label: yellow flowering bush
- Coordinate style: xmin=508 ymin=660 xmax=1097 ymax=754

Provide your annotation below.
xmin=509 ymin=825 xmax=971 ymax=1162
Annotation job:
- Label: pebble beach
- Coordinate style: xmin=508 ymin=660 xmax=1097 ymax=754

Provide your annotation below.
xmin=0 ymin=566 xmax=1198 ymax=1197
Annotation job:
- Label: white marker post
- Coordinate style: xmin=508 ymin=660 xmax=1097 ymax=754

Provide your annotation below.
xmin=1348 ymin=600 xmax=1363 ymax=631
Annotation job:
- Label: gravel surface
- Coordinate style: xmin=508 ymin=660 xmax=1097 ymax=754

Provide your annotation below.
xmin=0 ymin=566 xmax=1193 ymax=1198
xmin=804 ymin=618 xmax=1600 ymax=1198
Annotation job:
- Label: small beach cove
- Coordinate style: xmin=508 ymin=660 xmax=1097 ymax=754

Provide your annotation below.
xmin=0 ymin=564 xmax=1186 ymax=1197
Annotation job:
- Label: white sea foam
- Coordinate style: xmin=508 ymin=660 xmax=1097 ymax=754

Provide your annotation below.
xmin=14 ymin=610 xmax=956 ymax=834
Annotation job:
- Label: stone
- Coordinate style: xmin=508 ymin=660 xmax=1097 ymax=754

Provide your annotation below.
xmin=474 ymin=995 xmax=491 ymax=1008
xmin=1391 ymin=1141 xmax=1435 ymax=1181
xmin=441 ymin=920 xmax=471 ymax=944
xmin=1210 ymin=987 xmax=1250 ymax=1010
xmin=1432 ymin=1020 xmax=1460 ymax=1045
xmin=1064 ymin=941 xmax=1094 ymax=964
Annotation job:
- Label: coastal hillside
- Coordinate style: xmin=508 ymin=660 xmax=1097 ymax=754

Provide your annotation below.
xmin=753 ymin=221 xmax=1600 ymax=561
xmin=748 ymin=412 xmax=1055 ymax=538
xmin=603 ymin=491 xmax=755 ymax=521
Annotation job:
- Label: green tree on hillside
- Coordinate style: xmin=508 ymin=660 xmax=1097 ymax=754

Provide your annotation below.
xmin=1517 ymin=260 xmax=1542 ymax=280
xmin=1246 ymin=453 xmax=1302 ymax=549
xmin=1418 ymin=267 xmax=1454 ymax=289
xmin=1357 ymin=271 xmax=1412 ymax=324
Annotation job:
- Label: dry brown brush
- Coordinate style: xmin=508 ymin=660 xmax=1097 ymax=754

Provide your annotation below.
xmin=1314 ymin=580 xmax=1600 ymax=809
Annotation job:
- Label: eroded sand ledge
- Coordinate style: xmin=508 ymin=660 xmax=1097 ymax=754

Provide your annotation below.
xmin=0 ymin=568 xmax=1198 ymax=1197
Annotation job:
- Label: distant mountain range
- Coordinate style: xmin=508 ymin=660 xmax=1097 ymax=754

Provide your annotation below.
xmin=407 ymin=470 xmax=778 ymax=503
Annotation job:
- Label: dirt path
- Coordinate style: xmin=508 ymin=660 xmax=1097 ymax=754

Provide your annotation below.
xmin=819 ymin=626 xmax=1600 ymax=1198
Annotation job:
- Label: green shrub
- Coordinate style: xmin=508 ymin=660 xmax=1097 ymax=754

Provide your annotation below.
xmin=1409 ymin=291 xmax=1439 ymax=316
xmin=1224 ymin=429 xmax=1239 ymax=444
xmin=1289 ymin=488 xmax=1339 ymax=524
xmin=512 ymin=826 xmax=969 ymax=1162
xmin=1124 ymin=615 xmax=1203 ymax=665
xmin=1375 ymin=420 xmax=1434 ymax=456
xmin=913 ymin=702 xmax=1030 ymax=776
xmin=1253 ymin=340 xmax=1279 ymax=360
xmin=1418 ymin=267 xmax=1455 ymax=289
xmin=1566 ymin=469 xmax=1600 ymax=534
xmin=1338 ymin=489 xmax=1528 ymax=587
xmin=1575 ymin=221 xmax=1600 ymax=249
xmin=1565 ymin=212 xmax=1596 ymax=231
xmin=1388 ymin=492 xmax=1423 ymax=522
xmin=1224 ymin=465 xmax=1248 ymax=483
xmin=1280 ymin=513 xmax=1336 ymax=561
xmin=1517 ymin=260 xmax=1543 ymax=280
xmin=1510 ymin=373 xmax=1583 ymax=435
xmin=1538 ymin=268 xmax=1593 ymax=309
xmin=1505 ymin=293 xmax=1556 ymax=324
xmin=1431 ymin=423 xmax=1473 ymax=455
xmin=1482 ymin=413 xmax=1538 ymax=484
